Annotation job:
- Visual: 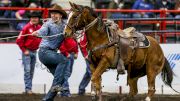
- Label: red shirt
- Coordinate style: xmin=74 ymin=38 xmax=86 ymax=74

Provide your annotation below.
xmin=77 ymin=32 xmax=88 ymax=58
xmin=16 ymin=22 xmax=41 ymax=52
xmin=59 ymin=37 xmax=78 ymax=57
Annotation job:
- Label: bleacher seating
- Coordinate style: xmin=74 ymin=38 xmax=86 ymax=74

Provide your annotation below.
xmin=0 ymin=3 xmax=180 ymax=43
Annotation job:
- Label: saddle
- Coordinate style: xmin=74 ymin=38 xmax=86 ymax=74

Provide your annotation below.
xmin=105 ymin=20 xmax=150 ymax=49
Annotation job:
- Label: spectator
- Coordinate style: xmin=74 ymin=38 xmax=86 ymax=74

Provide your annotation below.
xmin=0 ymin=0 xmax=10 ymax=16
xmin=32 ymin=4 xmax=68 ymax=101
xmin=59 ymin=32 xmax=91 ymax=96
xmin=16 ymin=12 xmax=41 ymax=94
xmin=92 ymin=0 xmax=111 ymax=16
xmin=77 ymin=31 xmax=91 ymax=95
xmin=25 ymin=0 xmax=52 ymax=8
xmin=107 ymin=0 xmax=131 ymax=18
xmin=40 ymin=0 xmax=52 ymax=8
xmin=15 ymin=2 xmax=40 ymax=30
xmin=93 ymin=0 xmax=111 ymax=9
xmin=174 ymin=0 xmax=180 ymax=18
xmin=155 ymin=0 xmax=175 ymax=18
xmin=24 ymin=0 xmax=41 ymax=7
xmin=59 ymin=37 xmax=78 ymax=97
xmin=132 ymin=0 xmax=154 ymax=18
xmin=3 ymin=0 xmax=24 ymax=18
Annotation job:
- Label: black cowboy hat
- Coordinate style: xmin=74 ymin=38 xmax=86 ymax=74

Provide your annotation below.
xmin=49 ymin=4 xmax=67 ymax=19
xmin=28 ymin=12 xmax=41 ymax=18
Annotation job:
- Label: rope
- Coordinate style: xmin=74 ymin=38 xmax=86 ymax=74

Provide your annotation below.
xmin=0 ymin=33 xmax=63 ymax=40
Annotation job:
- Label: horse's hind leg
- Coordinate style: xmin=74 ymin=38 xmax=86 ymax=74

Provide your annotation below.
xmin=145 ymin=68 xmax=157 ymax=101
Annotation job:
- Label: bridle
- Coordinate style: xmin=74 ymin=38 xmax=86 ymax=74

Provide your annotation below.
xmin=65 ymin=9 xmax=98 ymax=40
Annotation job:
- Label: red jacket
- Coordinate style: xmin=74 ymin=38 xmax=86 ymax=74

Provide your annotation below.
xmin=16 ymin=22 xmax=41 ymax=53
xmin=59 ymin=37 xmax=78 ymax=57
xmin=77 ymin=32 xmax=88 ymax=58
xmin=60 ymin=32 xmax=88 ymax=58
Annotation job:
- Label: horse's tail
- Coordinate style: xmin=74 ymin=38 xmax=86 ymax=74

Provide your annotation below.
xmin=161 ymin=58 xmax=180 ymax=93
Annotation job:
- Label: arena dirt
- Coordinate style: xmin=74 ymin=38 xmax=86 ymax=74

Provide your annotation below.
xmin=0 ymin=94 xmax=179 ymax=101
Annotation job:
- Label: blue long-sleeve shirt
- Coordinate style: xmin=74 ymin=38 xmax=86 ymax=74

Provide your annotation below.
xmin=132 ymin=0 xmax=154 ymax=16
xmin=37 ymin=19 xmax=66 ymax=49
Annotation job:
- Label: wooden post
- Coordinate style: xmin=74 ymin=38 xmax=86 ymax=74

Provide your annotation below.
xmin=44 ymin=84 xmax=46 ymax=94
xmin=161 ymin=85 xmax=164 ymax=95
xmin=119 ymin=86 xmax=122 ymax=95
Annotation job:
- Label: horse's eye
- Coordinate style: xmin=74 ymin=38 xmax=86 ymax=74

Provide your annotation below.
xmin=73 ymin=16 xmax=77 ymax=19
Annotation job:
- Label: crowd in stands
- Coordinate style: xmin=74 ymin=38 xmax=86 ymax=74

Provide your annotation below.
xmin=0 ymin=0 xmax=52 ymax=30
xmin=92 ymin=0 xmax=180 ymax=19
xmin=0 ymin=0 xmax=179 ymax=31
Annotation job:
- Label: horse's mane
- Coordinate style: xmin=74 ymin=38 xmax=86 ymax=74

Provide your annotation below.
xmin=76 ymin=5 xmax=105 ymax=33
xmin=84 ymin=6 xmax=98 ymax=18
xmin=83 ymin=6 xmax=105 ymax=33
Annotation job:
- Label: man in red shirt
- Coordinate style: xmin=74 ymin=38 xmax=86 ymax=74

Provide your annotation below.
xmin=77 ymin=31 xmax=91 ymax=95
xmin=59 ymin=37 xmax=78 ymax=97
xmin=16 ymin=12 xmax=41 ymax=94
xmin=59 ymin=31 xmax=91 ymax=96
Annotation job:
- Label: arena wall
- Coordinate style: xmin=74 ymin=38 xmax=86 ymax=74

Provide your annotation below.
xmin=0 ymin=43 xmax=179 ymax=94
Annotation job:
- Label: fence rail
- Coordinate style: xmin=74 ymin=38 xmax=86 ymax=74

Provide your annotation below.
xmin=0 ymin=7 xmax=180 ymax=43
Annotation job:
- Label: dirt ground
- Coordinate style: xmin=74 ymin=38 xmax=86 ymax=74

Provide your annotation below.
xmin=0 ymin=93 xmax=180 ymax=101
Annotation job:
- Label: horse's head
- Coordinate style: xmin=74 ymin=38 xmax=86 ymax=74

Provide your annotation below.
xmin=64 ymin=2 xmax=97 ymax=38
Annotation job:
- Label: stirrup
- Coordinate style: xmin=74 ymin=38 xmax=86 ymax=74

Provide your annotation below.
xmin=118 ymin=70 xmax=125 ymax=74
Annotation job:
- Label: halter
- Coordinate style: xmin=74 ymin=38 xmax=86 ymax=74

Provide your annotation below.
xmin=66 ymin=13 xmax=114 ymax=52
xmin=74 ymin=18 xmax=98 ymax=39
xmin=66 ymin=16 xmax=98 ymax=40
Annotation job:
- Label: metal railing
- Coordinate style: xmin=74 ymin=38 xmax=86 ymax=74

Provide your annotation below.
xmin=0 ymin=7 xmax=180 ymax=43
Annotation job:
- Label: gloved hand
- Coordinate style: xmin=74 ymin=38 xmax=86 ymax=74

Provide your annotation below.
xmin=67 ymin=54 xmax=71 ymax=58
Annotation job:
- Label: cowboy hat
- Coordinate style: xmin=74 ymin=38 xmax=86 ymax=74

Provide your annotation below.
xmin=49 ymin=4 xmax=67 ymax=19
xmin=28 ymin=11 xmax=41 ymax=18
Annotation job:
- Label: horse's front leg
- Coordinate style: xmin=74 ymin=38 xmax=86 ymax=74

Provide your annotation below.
xmin=91 ymin=57 xmax=109 ymax=101
xmin=91 ymin=76 xmax=102 ymax=101
xmin=89 ymin=63 xmax=97 ymax=95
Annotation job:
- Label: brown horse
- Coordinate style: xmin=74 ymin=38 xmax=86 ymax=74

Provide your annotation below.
xmin=64 ymin=2 xmax=176 ymax=101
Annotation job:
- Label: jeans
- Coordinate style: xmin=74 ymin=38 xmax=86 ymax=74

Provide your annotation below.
xmin=61 ymin=53 xmax=74 ymax=96
xmin=78 ymin=60 xmax=91 ymax=94
xmin=16 ymin=22 xmax=27 ymax=30
xmin=38 ymin=48 xmax=68 ymax=101
xmin=22 ymin=50 xmax=36 ymax=92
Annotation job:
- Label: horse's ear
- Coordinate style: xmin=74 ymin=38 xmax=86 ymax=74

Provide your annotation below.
xmin=73 ymin=3 xmax=81 ymax=11
xmin=69 ymin=1 xmax=75 ymax=8
xmin=69 ymin=2 xmax=80 ymax=11
xmin=73 ymin=3 xmax=78 ymax=8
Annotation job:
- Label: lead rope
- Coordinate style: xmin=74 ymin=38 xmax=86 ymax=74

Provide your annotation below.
xmin=0 ymin=33 xmax=63 ymax=40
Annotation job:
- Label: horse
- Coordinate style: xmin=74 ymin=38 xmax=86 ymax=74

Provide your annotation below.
xmin=64 ymin=2 xmax=177 ymax=101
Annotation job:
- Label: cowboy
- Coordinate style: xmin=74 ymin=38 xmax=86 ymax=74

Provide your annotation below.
xmin=16 ymin=11 xmax=42 ymax=94
xmin=32 ymin=4 xmax=68 ymax=101
xmin=59 ymin=37 xmax=78 ymax=97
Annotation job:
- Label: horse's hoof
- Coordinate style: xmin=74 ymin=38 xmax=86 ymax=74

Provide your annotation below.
xmin=91 ymin=95 xmax=98 ymax=101
xmin=145 ymin=97 xmax=151 ymax=101
xmin=120 ymin=97 xmax=126 ymax=101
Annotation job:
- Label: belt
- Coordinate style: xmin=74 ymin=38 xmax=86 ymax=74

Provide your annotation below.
xmin=40 ymin=47 xmax=58 ymax=51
